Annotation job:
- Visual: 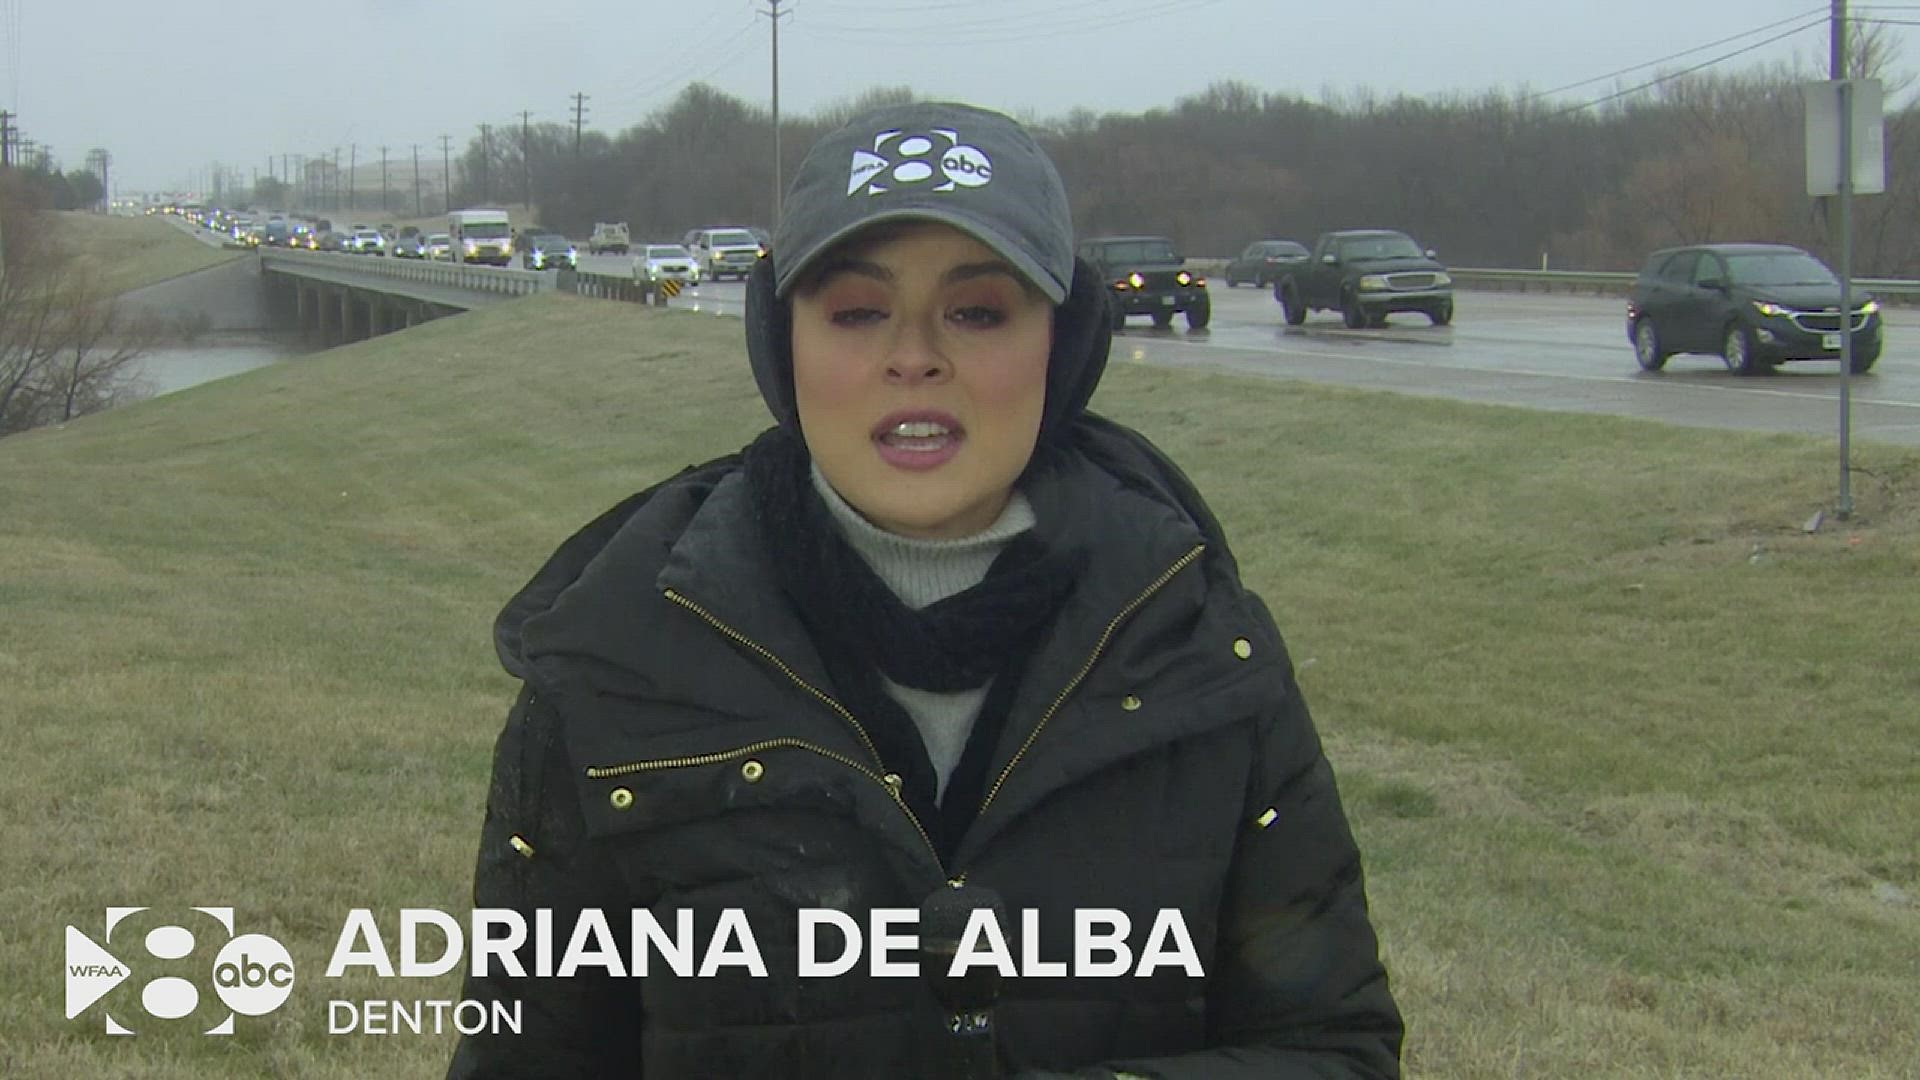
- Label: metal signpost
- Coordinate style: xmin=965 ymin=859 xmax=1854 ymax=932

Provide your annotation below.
xmin=1803 ymin=76 xmax=1884 ymax=519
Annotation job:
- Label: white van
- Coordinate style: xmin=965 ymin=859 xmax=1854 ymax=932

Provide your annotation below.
xmin=448 ymin=208 xmax=512 ymax=266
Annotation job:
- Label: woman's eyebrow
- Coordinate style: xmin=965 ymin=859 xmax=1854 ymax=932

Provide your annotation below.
xmin=942 ymin=260 xmax=1019 ymax=285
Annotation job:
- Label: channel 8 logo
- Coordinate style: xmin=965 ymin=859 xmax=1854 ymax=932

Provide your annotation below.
xmin=65 ymin=906 xmax=295 ymax=1035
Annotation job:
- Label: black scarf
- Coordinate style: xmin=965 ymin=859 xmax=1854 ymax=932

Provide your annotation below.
xmin=743 ymin=426 xmax=1086 ymax=858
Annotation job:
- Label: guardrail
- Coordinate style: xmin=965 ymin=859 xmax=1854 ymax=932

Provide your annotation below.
xmin=259 ymin=248 xmax=556 ymax=298
xmin=570 ymin=262 xmax=666 ymax=305
xmin=1449 ymin=267 xmax=1920 ymax=303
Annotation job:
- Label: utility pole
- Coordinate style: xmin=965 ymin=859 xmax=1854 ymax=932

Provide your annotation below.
xmin=520 ymin=109 xmax=532 ymax=212
xmin=760 ymin=0 xmax=792 ymax=227
xmin=347 ymin=145 xmax=356 ymax=214
xmin=412 ymin=144 xmax=422 ymax=216
xmin=379 ymin=145 xmax=389 ymax=213
xmin=0 ymin=111 xmax=12 ymax=168
xmin=571 ymin=92 xmax=588 ymax=161
xmin=478 ymin=124 xmax=491 ymax=203
xmin=439 ymin=134 xmax=453 ymax=212
xmin=86 ymin=148 xmax=111 ymax=211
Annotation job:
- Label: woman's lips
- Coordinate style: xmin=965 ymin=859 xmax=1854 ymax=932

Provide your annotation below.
xmin=872 ymin=411 xmax=964 ymax=471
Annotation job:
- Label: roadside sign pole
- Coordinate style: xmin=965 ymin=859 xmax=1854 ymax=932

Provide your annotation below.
xmin=1827 ymin=0 xmax=1858 ymax=518
xmin=1838 ymin=77 xmax=1854 ymax=519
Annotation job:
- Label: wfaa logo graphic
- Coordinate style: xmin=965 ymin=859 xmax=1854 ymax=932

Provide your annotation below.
xmin=66 ymin=907 xmax=294 ymax=1035
xmin=847 ymin=127 xmax=993 ymax=197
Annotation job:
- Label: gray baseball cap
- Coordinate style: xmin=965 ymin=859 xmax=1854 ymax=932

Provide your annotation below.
xmin=772 ymin=101 xmax=1074 ymax=304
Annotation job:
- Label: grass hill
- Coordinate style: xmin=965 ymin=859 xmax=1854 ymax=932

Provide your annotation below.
xmin=52 ymin=211 xmax=244 ymax=295
xmin=2 ymin=292 xmax=1915 ymax=1077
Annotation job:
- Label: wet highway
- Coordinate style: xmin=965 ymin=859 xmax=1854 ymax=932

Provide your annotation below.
xmin=573 ymin=257 xmax=1920 ymax=447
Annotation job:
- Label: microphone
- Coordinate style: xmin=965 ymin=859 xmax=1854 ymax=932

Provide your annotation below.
xmin=919 ymin=881 xmax=1007 ymax=1079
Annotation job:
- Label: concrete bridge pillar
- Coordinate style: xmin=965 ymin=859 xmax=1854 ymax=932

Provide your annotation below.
xmin=317 ymin=285 xmax=338 ymax=345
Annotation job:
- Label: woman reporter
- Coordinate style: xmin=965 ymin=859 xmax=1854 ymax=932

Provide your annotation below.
xmin=450 ymin=101 xmax=1402 ymax=1079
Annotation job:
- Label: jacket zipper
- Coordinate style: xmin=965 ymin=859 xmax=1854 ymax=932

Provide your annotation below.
xmin=658 ymin=588 xmax=944 ymax=872
xmin=647 ymin=543 xmax=1202 ymax=876
xmin=974 ymin=543 xmax=1206 ymax=822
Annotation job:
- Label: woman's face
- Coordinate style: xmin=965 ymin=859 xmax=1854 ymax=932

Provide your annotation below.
xmin=790 ymin=222 xmax=1053 ymax=540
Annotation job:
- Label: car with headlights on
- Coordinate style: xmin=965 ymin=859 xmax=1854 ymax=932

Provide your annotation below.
xmin=423 ymin=233 xmax=452 ymax=261
xmin=348 ymin=229 xmax=387 ymax=255
xmin=519 ymin=233 xmax=578 ymax=271
xmin=1626 ymin=243 xmax=1880 ymax=374
xmin=1078 ymin=235 xmax=1210 ymax=330
xmin=636 ymin=243 xmax=700 ymax=285
xmin=689 ymin=227 xmax=766 ymax=281
xmin=1224 ymin=239 xmax=1309 ymax=288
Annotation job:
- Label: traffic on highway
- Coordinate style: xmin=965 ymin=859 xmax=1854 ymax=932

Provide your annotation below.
xmin=150 ymin=197 xmax=1915 ymax=448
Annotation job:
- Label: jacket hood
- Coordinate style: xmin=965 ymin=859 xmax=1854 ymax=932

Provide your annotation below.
xmin=744 ymin=255 xmax=1112 ymax=447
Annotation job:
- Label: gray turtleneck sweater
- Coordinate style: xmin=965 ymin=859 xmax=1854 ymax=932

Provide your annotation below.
xmin=811 ymin=465 xmax=1035 ymax=804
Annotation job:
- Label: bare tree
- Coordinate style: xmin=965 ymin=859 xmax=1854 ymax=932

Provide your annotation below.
xmin=0 ymin=177 xmax=169 ymax=437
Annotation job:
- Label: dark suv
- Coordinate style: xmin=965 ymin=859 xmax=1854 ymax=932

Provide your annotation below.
xmin=1224 ymin=239 xmax=1308 ymax=288
xmin=1626 ymin=244 xmax=1881 ymax=375
xmin=1078 ymin=235 xmax=1210 ymax=330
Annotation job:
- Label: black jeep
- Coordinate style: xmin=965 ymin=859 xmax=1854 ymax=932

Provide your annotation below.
xmin=1077 ymin=235 xmax=1211 ymax=331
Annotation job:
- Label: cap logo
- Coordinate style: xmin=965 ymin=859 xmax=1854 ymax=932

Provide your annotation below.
xmin=846 ymin=127 xmax=994 ymax=197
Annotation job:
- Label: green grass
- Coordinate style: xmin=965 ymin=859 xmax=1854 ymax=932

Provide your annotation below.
xmin=51 ymin=211 xmax=243 ymax=294
xmin=2 ymin=293 xmax=1916 ymax=1078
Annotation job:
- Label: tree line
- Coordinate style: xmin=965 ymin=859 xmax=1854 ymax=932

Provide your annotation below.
xmin=401 ymin=36 xmax=1920 ymax=276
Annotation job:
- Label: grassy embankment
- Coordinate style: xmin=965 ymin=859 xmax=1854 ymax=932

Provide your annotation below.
xmin=1 ymin=293 xmax=1915 ymax=1078
xmin=50 ymin=211 xmax=244 ymax=295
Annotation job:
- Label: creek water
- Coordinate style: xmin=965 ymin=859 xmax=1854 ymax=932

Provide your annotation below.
xmin=127 ymin=334 xmax=309 ymax=397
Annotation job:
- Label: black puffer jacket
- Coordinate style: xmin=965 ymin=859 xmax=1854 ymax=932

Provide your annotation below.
xmin=448 ymin=415 xmax=1402 ymax=1079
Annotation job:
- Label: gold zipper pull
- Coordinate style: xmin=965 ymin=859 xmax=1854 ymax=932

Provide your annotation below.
xmin=882 ymin=772 xmax=904 ymax=798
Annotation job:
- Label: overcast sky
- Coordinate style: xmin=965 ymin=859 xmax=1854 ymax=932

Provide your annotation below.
xmin=9 ymin=0 xmax=1896 ymax=192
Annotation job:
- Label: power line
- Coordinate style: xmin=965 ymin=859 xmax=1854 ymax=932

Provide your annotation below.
xmin=601 ymin=18 xmax=761 ymax=113
xmin=1519 ymin=6 xmax=1828 ymax=102
xmin=1551 ymin=17 xmax=1828 ymax=115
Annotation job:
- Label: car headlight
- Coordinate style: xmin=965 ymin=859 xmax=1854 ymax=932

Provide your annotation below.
xmin=1175 ymin=271 xmax=1192 ymax=286
xmin=568 ymin=247 xmax=578 ymax=258
xmin=1127 ymin=272 xmax=1145 ymax=289
xmin=1752 ymin=301 xmax=1791 ymax=317
xmin=1358 ymin=274 xmax=1390 ymax=291
xmin=1859 ymin=299 xmax=1880 ymax=315
xmin=1432 ymin=272 xmax=1452 ymax=286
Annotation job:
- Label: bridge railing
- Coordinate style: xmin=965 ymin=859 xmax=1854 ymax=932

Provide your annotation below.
xmin=259 ymin=248 xmax=556 ymax=297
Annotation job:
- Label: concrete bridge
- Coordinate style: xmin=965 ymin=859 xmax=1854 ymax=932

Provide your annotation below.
xmin=119 ymin=232 xmax=672 ymax=349
xmin=257 ymin=248 xmax=557 ymax=345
